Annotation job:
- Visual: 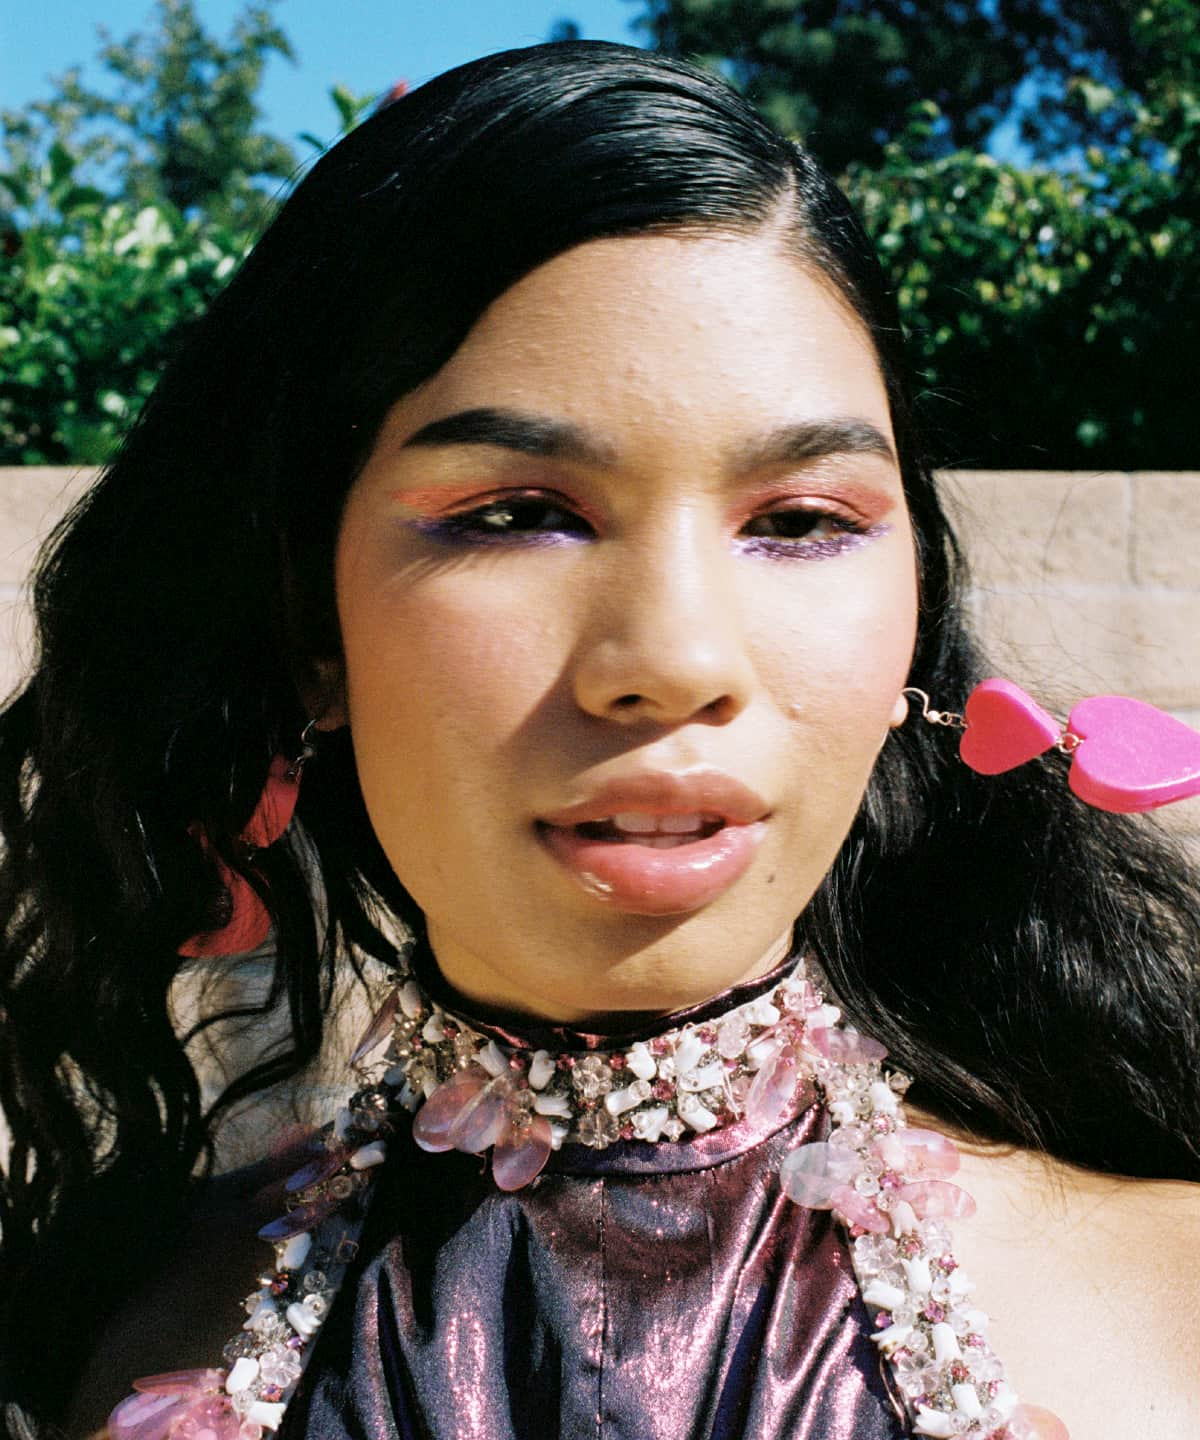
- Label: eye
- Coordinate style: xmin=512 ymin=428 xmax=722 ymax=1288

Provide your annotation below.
xmin=740 ymin=507 xmax=865 ymax=543
xmin=415 ymin=490 xmax=594 ymax=544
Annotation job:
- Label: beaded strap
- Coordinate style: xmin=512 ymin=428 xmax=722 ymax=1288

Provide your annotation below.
xmin=108 ymin=957 xmax=1067 ymax=1440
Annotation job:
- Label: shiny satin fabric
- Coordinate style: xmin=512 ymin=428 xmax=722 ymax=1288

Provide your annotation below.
xmin=282 ymin=1095 xmax=910 ymax=1439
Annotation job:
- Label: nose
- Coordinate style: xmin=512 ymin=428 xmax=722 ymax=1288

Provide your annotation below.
xmin=571 ymin=520 xmax=756 ymax=727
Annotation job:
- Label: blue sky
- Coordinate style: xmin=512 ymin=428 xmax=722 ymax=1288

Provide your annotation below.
xmin=1 ymin=1 xmax=646 ymax=146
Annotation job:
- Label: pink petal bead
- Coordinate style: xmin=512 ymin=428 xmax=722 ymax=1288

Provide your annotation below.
xmin=284 ymin=1141 xmax=350 ymax=1193
xmin=830 ymin=1184 xmax=890 ymax=1233
xmin=492 ymin=1114 xmax=553 ymax=1191
xmin=130 ymin=1371 xmax=224 ymax=1394
xmin=1006 ymin=1403 xmax=1071 ymax=1440
xmin=746 ymin=1045 xmax=801 ymax=1126
xmin=779 ymin=1141 xmax=858 ymax=1208
xmin=171 ymin=1398 xmax=243 ymax=1440
xmin=110 ymin=1392 xmax=197 ymax=1440
xmin=874 ymin=1127 xmax=960 ymax=1179
xmin=804 ymin=1026 xmax=888 ymax=1065
xmin=895 ymin=1178 xmax=976 ymax=1220
xmin=350 ymin=987 xmax=401 ymax=1065
xmin=447 ymin=1077 xmax=513 ymax=1154
xmin=411 ymin=1065 xmax=491 ymax=1152
xmin=257 ymin=1193 xmax=340 ymax=1241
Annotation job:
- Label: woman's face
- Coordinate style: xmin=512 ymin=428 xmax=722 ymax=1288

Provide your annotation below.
xmin=334 ymin=232 xmax=918 ymax=1024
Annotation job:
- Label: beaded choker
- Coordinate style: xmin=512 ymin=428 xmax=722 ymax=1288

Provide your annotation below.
xmin=109 ymin=952 xmax=1068 ymax=1440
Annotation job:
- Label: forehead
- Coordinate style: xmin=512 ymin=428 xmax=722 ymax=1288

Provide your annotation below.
xmin=382 ymin=232 xmax=894 ymax=456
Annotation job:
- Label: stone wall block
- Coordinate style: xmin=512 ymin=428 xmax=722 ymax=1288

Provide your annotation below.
xmin=974 ymin=588 xmax=1200 ymax=713
xmin=1131 ymin=472 xmax=1200 ymax=587
xmin=939 ymin=470 xmax=1131 ymax=589
xmin=0 ymin=466 xmax=96 ymax=588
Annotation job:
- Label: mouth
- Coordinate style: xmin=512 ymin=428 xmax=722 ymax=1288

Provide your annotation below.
xmin=535 ymin=804 xmax=768 ymax=916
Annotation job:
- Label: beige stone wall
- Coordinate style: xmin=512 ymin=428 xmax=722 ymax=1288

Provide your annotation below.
xmin=3 ymin=466 xmax=1198 ymax=841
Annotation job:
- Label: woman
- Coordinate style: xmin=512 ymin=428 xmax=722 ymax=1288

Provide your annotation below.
xmin=1 ymin=41 xmax=1198 ymax=1440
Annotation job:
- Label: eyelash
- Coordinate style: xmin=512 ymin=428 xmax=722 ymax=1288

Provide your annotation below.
xmin=410 ymin=488 xmax=875 ymax=559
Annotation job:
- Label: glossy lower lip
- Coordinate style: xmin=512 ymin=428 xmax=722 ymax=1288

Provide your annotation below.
xmin=537 ymin=820 xmax=767 ymax=916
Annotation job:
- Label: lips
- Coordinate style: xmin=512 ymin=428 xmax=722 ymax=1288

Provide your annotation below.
xmin=537 ymin=771 xmax=770 ymax=915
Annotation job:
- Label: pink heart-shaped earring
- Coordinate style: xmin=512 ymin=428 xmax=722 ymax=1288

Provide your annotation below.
xmin=903 ymin=682 xmax=1200 ymax=814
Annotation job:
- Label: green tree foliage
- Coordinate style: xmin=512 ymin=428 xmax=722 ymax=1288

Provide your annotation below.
xmin=636 ymin=0 xmax=1200 ymax=467
xmin=634 ymin=0 xmax=1149 ymax=171
xmin=0 ymin=1 xmax=379 ymax=465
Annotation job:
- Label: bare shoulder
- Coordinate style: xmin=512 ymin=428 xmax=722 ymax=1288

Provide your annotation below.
xmin=909 ymin=1106 xmax=1200 ymax=1438
xmin=65 ymin=1142 xmax=308 ymax=1438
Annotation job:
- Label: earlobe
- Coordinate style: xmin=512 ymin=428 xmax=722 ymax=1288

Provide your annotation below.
xmin=303 ymin=656 xmax=349 ymax=730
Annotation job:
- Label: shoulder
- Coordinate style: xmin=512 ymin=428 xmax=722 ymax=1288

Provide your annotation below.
xmin=909 ymin=1106 xmax=1200 ymax=1438
xmin=66 ymin=1137 xmax=312 ymax=1437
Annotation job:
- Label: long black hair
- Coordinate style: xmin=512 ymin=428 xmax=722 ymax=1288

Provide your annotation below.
xmin=2 ymin=41 xmax=1197 ymax=1426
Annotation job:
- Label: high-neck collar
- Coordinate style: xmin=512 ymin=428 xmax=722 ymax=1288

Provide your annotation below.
xmin=407 ymin=941 xmax=802 ymax=1054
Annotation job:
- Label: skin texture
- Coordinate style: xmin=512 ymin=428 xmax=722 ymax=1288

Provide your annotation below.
xmin=332 ymin=231 xmax=918 ymax=1025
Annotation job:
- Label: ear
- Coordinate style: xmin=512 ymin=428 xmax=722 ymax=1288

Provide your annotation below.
xmin=301 ymin=655 xmax=348 ymax=730
xmin=888 ymin=690 xmax=911 ymax=729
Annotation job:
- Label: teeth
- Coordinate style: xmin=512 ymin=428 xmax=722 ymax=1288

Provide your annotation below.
xmin=612 ymin=812 xmax=661 ymax=834
xmin=609 ymin=812 xmax=720 ymax=837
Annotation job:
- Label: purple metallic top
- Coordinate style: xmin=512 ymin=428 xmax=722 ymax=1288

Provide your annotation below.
xmin=282 ymin=966 xmax=910 ymax=1439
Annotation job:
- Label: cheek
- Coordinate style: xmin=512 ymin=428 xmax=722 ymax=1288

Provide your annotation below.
xmin=340 ymin=576 xmax=563 ymax=817
xmin=752 ymin=552 xmax=917 ymax=759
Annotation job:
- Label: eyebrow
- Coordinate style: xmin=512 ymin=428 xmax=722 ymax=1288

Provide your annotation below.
xmin=400 ymin=407 xmax=897 ymax=472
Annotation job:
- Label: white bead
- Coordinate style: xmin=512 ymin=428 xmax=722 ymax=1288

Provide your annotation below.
xmin=901 ymin=1256 xmax=933 ymax=1294
xmin=931 ymin=1322 xmax=961 ymax=1363
xmin=952 ymin=1383 xmax=982 ymax=1420
xmin=862 ymin=1279 xmax=906 ymax=1309
xmin=398 ymin=981 xmax=423 ymax=1019
xmin=889 ymin=1200 xmax=919 ymax=1235
xmin=246 ymin=1400 xmax=287 ymax=1429
xmin=870 ymin=1322 xmax=912 ymax=1352
xmin=829 ymin=1100 xmax=856 ymax=1124
xmin=421 ymin=1013 xmax=445 ymax=1043
xmin=548 ymin=1121 xmax=569 ymax=1149
xmin=287 ymin=1300 xmax=322 ymax=1337
xmin=745 ymin=1037 xmax=777 ymax=1069
xmin=528 ymin=1050 xmax=556 ymax=1090
xmin=350 ymin=1140 xmax=387 ymax=1169
xmin=868 ymin=1081 xmax=898 ymax=1114
xmin=604 ymin=1084 xmax=644 ymax=1116
xmin=949 ymin=1266 xmax=974 ymax=1299
xmin=533 ymin=1091 xmax=571 ymax=1117
xmin=626 ymin=1042 xmax=657 ymax=1081
xmin=811 ymin=1003 xmax=841 ymax=1028
xmin=913 ymin=1407 xmax=956 ymax=1438
xmin=673 ymin=1031 xmax=704 ymax=1073
xmin=746 ymin=997 xmax=781 ymax=1026
xmin=677 ymin=1094 xmax=719 ymax=1131
xmin=991 ymin=1382 xmax=1018 ymax=1419
xmin=631 ymin=1105 xmax=670 ymax=1141
xmin=962 ymin=1306 xmax=989 ymax=1333
xmin=278 ymin=1233 xmax=312 ymax=1270
xmin=226 ymin=1356 xmax=260 ymax=1393
xmin=476 ymin=1041 xmax=507 ymax=1077
xmin=678 ymin=1061 xmax=724 ymax=1093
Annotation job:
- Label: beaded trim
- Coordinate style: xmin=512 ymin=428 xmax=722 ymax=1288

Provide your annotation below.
xmin=108 ymin=955 xmax=1067 ymax=1440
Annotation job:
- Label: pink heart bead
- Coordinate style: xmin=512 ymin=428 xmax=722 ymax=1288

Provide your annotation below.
xmin=779 ymin=1140 xmax=858 ymax=1208
xmin=804 ymin=1026 xmax=888 ymax=1065
xmin=874 ymin=1127 xmax=960 ymax=1179
xmin=960 ymin=678 xmax=1060 ymax=775
xmin=1067 ymin=694 xmax=1200 ymax=812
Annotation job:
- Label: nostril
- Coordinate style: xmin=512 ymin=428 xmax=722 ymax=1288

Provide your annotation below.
xmin=613 ymin=694 xmax=642 ymax=709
